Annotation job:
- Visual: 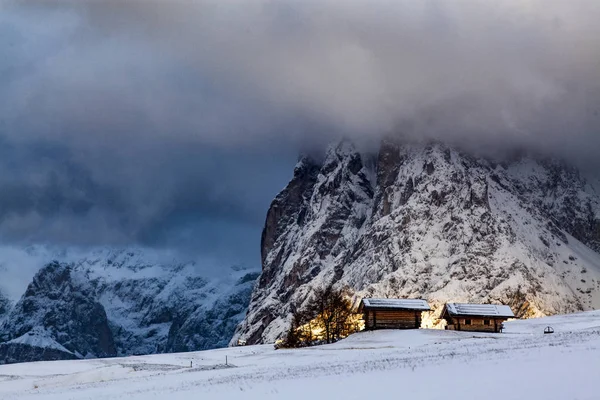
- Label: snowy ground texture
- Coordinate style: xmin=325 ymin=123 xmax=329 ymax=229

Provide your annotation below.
xmin=1 ymin=311 xmax=598 ymax=400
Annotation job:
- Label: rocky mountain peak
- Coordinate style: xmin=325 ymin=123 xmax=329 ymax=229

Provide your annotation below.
xmin=0 ymin=250 xmax=258 ymax=365
xmin=1 ymin=261 xmax=116 ymax=359
xmin=235 ymin=139 xmax=600 ymax=345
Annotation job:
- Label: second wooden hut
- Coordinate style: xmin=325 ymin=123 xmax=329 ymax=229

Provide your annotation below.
xmin=441 ymin=303 xmax=515 ymax=333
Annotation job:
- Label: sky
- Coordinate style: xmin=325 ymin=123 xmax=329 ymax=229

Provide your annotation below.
xmin=1 ymin=0 xmax=600 ymax=271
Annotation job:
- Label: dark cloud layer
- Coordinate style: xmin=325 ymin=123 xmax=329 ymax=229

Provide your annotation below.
xmin=1 ymin=0 xmax=600 ymax=263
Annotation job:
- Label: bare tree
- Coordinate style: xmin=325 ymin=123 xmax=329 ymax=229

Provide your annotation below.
xmin=282 ymin=306 xmax=311 ymax=348
xmin=280 ymin=284 xmax=359 ymax=348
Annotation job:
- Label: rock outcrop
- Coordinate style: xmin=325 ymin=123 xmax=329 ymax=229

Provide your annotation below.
xmin=0 ymin=262 xmax=116 ymax=360
xmin=0 ymin=249 xmax=258 ymax=364
xmin=234 ymin=139 xmax=600 ymax=344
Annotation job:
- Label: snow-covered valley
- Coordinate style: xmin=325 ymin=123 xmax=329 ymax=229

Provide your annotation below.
xmin=1 ymin=310 xmax=598 ymax=400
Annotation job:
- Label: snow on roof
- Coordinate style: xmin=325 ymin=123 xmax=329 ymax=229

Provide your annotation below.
xmin=445 ymin=303 xmax=515 ymax=318
xmin=361 ymin=298 xmax=431 ymax=311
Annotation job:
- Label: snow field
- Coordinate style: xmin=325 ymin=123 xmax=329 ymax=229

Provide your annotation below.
xmin=1 ymin=310 xmax=599 ymax=399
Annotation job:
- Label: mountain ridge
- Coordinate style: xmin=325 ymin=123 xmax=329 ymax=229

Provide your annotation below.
xmin=234 ymin=139 xmax=600 ymax=344
xmin=0 ymin=248 xmax=258 ymax=364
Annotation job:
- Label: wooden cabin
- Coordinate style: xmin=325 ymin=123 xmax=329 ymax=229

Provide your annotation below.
xmin=441 ymin=303 xmax=515 ymax=333
xmin=359 ymin=298 xmax=431 ymax=330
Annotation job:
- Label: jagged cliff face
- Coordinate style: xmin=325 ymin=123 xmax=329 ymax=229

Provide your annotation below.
xmin=1 ymin=262 xmax=116 ymax=359
xmin=0 ymin=249 xmax=258 ymax=364
xmin=0 ymin=291 xmax=10 ymax=322
xmin=235 ymin=140 xmax=600 ymax=344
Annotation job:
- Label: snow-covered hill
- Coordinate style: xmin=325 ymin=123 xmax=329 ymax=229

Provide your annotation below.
xmin=0 ymin=311 xmax=598 ymax=400
xmin=0 ymin=248 xmax=258 ymax=364
xmin=236 ymin=139 xmax=600 ymax=344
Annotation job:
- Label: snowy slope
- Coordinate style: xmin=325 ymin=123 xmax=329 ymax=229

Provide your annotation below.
xmin=6 ymin=329 xmax=74 ymax=354
xmin=0 ymin=247 xmax=259 ymax=364
xmin=0 ymin=311 xmax=598 ymax=400
xmin=237 ymin=139 xmax=600 ymax=344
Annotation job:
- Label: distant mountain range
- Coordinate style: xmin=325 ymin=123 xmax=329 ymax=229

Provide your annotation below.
xmin=0 ymin=248 xmax=258 ymax=364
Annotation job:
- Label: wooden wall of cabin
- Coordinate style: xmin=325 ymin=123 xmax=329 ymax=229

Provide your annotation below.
xmin=445 ymin=317 xmax=506 ymax=333
xmin=364 ymin=309 xmax=422 ymax=329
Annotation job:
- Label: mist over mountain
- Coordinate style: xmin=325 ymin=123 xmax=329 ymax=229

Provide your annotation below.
xmin=2 ymin=1 xmax=600 ymax=263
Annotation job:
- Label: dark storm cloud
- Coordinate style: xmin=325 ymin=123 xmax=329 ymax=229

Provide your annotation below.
xmin=1 ymin=0 xmax=600 ymax=260
xmin=0 ymin=132 xmax=295 ymax=261
xmin=68 ymin=0 xmax=600 ymax=155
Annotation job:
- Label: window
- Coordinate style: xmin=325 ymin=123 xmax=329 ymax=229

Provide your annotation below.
xmin=465 ymin=319 xmax=471 ymax=325
xmin=484 ymin=319 xmax=491 ymax=326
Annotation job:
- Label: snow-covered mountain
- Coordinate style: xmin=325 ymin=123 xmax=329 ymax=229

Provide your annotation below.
xmin=234 ymin=139 xmax=600 ymax=344
xmin=0 ymin=248 xmax=258 ymax=364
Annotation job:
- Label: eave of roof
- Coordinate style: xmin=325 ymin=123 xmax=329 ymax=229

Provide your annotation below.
xmin=360 ymin=298 xmax=431 ymax=311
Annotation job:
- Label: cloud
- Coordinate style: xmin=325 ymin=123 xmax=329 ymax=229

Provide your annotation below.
xmin=0 ymin=0 xmax=599 ymax=259
xmin=68 ymin=0 xmax=600 ymax=154
xmin=3 ymin=1 xmax=600 ymax=149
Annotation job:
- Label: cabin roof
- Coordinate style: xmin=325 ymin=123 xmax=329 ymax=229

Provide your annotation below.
xmin=443 ymin=303 xmax=515 ymax=318
xmin=360 ymin=298 xmax=431 ymax=311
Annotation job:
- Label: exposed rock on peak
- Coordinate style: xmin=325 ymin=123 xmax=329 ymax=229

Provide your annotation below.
xmin=0 ymin=250 xmax=258 ymax=365
xmin=1 ymin=262 xmax=116 ymax=360
xmin=235 ymin=140 xmax=600 ymax=344
xmin=240 ymin=142 xmax=374 ymax=344
xmin=0 ymin=291 xmax=10 ymax=321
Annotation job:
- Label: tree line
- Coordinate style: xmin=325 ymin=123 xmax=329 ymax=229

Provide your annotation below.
xmin=280 ymin=285 xmax=361 ymax=348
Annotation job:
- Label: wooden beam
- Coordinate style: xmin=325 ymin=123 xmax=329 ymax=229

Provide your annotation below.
xmin=374 ymin=310 xmax=377 ymax=329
